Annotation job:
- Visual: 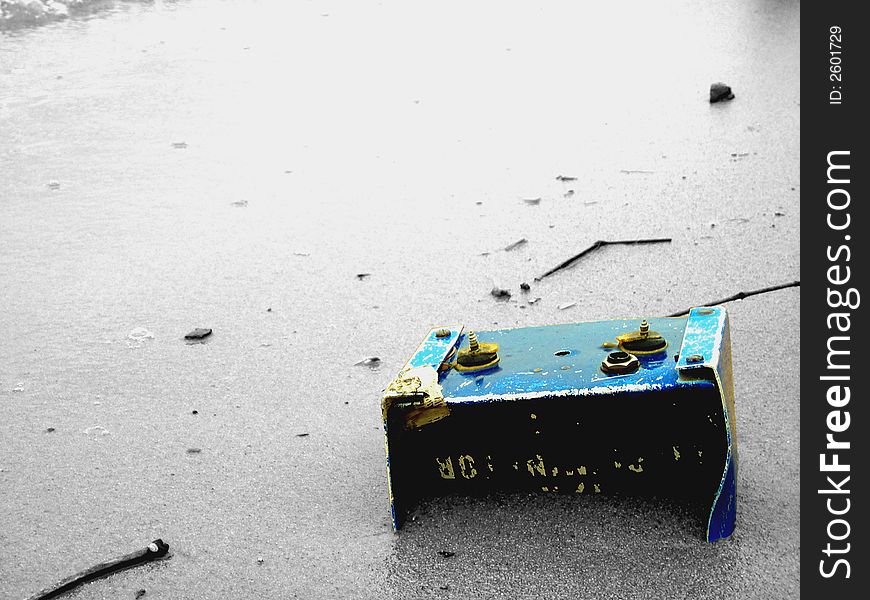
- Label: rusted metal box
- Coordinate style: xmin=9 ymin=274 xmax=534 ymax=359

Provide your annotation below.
xmin=381 ymin=307 xmax=737 ymax=541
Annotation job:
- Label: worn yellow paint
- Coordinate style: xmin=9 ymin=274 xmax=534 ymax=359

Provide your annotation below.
xmin=576 ymin=482 xmax=585 ymax=493
xmin=628 ymin=464 xmax=644 ymax=473
xmin=382 ymin=365 xmax=449 ymax=429
xmin=527 ymin=454 xmax=546 ymax=476
xmin=530 ymin=413 xmax=537 ymax=420
xmin=436 ymin=456 xmax=455 ymax=479
xmin=533 ymin=367 xmax=542 ymax=373
xmin=551 ymin=467 xmax=559 ymax=476
xmin=541 ymin=486 xmax=549 ymax=492
xmin=486 ymin=455 xmax=494 ymax=473
xmin=458 ymin=455 xmax=478 ymax=479
xmin=566 ymin=470 xmax=574 ymax=476
xmin=578 ymin=466 xmax=587 ymax=475
xmin=673 ymin=446 xmax=681 ymax=461
xmin=594 ymin=483 xmax=601 ymax=493
xmin=614 ymin=461 xmax=622 ymax=469
xmin=513 ymin=462 xmax=519 ymax=470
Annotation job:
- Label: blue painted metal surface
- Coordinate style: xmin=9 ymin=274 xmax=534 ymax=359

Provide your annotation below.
xmin=439 ymin=318 xmax=703 ymax=402
xmin=405 ymin=326 xmax=463 ymax=370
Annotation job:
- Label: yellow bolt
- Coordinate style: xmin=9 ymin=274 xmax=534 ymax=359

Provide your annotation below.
xmin=468 ymin=331 xmax=480 ymax=352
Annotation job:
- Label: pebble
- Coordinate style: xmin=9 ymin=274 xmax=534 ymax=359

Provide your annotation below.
xmin=184 ymin=328 xmax=212 ymax=340
xmin=490 ymin=287 xmax=511 ymax=300
xmin=709 ymin=82 xmax=735 ymax=103
xmin=355 ymin=357 xmax=381 ymax=368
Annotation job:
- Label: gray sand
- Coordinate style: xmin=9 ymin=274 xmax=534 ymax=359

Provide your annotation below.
xmin=0 ymin=1 xmax=799 ymax=598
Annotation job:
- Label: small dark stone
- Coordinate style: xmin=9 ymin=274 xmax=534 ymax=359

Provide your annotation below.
xmin=710 ymin=82 xmax=735 ymax=103
xmin=186 ymin=447 xmax=202 ymax=454
xmin=192 ymin=410 xmax=198 ymax=415
xmin=490 ymin=287 xmax=511 ymax=300
xmin=184 ymin=328 xmax=212 ymax=340
xmin=438 ymin=550 xmax=456 ymax=558
xmin=354 ymin=357 xmax=381 ymax=368
xmin=46 ymin=427 xmax=56 ymax=433
xmin=296 ymin=433 xmax=310 ymax=437
xmin=356 ymin=273 xmax=371 ymax=280
xmin=266 ymin=307 xmax=272 ymax=312
xmin=520 ymin=282 xmax=531 ymax=292
xmin=135 ymin=590 xmax=147 ymax=599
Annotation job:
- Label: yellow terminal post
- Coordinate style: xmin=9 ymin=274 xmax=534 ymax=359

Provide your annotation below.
xmin=455 ymin=331 xmax=500 ymax=372
xmin=616 ymin=319 xmax=668 ymax=355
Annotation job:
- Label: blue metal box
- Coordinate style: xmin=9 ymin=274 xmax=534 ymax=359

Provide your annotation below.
xmin=382 ymin=307 xmax=737 ymax=542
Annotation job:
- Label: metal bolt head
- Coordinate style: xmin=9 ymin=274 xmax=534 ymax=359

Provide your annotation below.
xmin=607 ymin=351 xmax=631 ymax=364
xmin=686 ymin=354 xmax=704 ymax=363
xmin=435 ymin=328 xmax=451 ymax=338
xmin=601 ymin=351 xmax=640 ymax=375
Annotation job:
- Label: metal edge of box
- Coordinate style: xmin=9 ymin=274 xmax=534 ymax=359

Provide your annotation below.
xmin=383 ymin=325 xmax=464 ymax=530
xmin=676 ymin=306 xmax=737 ymax=542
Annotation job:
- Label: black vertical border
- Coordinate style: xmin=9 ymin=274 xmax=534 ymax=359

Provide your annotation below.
xmin=803 ymin=3 xmax=867 ymax=597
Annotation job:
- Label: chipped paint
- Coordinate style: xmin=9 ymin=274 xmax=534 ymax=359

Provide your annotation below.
xmin=576 ymin=482 xmax=585 ymax=493
xmin=458 ymin=455 xmax=478 ymax=479
xmin=673 ymin=446 xmax=681 ymax=460
xmin=436 ymin=456 xmax=455 ymax=479
xmin=382 ymin=365 xmax=449 ymax=429
xmin=405 ymin=326 xmax=463 ymax=370
xmin=527 ymin=454 xmax=546 ymax=477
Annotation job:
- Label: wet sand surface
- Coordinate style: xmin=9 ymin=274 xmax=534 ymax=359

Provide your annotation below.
xmin=1 ymin=1 xmax=799 ymax=598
